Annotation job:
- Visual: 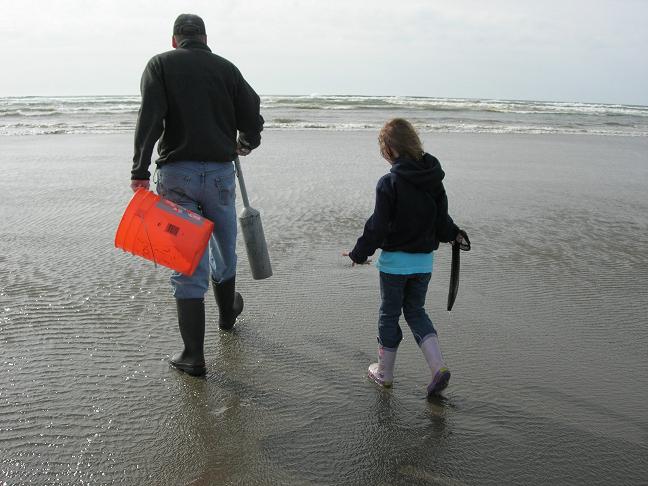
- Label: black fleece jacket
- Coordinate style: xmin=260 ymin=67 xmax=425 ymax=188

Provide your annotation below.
xmin=349 ymin=153 xmax=460 ymax=264
xmin=131 ymin=39 xmax=264 ymax=180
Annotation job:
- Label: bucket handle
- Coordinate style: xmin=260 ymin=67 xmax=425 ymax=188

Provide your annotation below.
xmin=139 ymin=214 xmax=158 ymax=269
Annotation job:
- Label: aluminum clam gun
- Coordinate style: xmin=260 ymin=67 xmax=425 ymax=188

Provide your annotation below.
xmin=234 ymin=157 xmax=273 ymax=280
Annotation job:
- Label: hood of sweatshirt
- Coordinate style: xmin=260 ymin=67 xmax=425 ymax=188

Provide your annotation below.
xmin=390 ymin=153 xmax=446 ymax=196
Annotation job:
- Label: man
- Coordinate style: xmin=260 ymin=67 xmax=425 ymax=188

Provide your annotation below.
xmin=130 ymin=14 xmax=264 ymax=377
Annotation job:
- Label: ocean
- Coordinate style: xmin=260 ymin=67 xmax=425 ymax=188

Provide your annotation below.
xmin=1 ymin=98 xmax=647 ymax=484
xmin=1 ymin=94 xmax=648 ymax=136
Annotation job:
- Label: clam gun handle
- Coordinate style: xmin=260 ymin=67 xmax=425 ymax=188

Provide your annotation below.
xmin=234 ymin=157 xmax=251 ymax=208
xmin=234 ymin=157 xmax=273 ymax=280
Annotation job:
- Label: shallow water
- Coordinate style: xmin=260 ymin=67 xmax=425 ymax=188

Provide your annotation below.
xmin=1 ymin=132 xmax=647 ymax=484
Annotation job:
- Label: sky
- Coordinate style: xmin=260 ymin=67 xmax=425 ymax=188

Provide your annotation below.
xmin=1 ymin=0 xmax=647 ymax=105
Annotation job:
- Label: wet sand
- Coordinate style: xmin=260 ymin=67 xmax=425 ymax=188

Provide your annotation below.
xmin=1 ymin=131 xmax=647 ymax=484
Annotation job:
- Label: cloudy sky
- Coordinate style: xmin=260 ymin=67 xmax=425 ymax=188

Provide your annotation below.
xmin=2 ymin=0 xmax=647 ymax=104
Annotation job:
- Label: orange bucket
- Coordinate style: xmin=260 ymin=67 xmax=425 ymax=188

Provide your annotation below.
xmin=114 ymin=189 xmax=214 ymax=276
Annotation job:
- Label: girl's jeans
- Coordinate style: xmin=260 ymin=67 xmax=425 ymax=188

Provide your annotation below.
xmin=156 ymin=161 xmax=238 ymax=299
xmin=378 ymin=272 xmax=437 ymax=349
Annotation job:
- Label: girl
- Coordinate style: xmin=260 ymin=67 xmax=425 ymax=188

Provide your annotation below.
xmin=344 ymin=118 xmax=467 ymax=397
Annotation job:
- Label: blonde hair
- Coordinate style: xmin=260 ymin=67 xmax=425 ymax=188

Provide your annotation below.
xmin=378 ymin=118 xmax=423 ymax=161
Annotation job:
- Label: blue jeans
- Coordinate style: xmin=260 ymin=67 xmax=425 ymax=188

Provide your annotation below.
xmin=378 ymin=272 xmax=437 ymax=349
xmin=156 ymin=161 xmax=238 ymax=299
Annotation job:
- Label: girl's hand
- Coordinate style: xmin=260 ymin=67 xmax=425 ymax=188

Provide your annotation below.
xmin=452 ymin=230 xmax=471 ymax=251
xmin=342 ymin=252 xmax=372 ymax=266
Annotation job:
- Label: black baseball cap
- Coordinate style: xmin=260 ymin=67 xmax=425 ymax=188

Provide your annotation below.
xmin=173 ymin=14 xmax=206 ymax=35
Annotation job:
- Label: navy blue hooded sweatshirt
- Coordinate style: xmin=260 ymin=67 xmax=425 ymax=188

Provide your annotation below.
xmin=349 ymin=153 xmax=459 ymax=264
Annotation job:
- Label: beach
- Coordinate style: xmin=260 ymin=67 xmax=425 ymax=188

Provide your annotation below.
xmin=1 ymin=130 xmax=647 ymax=484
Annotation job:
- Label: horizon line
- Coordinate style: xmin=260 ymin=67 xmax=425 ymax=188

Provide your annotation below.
xmin=1 ymin=93 xmax=647 ymax=108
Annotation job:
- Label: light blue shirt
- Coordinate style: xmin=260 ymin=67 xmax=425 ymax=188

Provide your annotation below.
xmin=376 ymin=250 xmax=434 ymax=275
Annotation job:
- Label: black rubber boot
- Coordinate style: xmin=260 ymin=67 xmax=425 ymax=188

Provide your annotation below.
xmin=212 ymin=276 xmax=244 ymax=330
xmin=170 ymin=298 xmax=206 ymax=376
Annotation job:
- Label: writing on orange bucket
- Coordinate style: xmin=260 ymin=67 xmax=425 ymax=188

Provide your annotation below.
xmin=114 ymin=189 xmax=214 ymax=276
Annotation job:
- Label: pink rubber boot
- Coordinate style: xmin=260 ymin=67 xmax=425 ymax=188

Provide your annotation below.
xmin=368 ymin=346 xmax=397 ymax=388
xmin=420 ymin=334 xmax=451 ymax=396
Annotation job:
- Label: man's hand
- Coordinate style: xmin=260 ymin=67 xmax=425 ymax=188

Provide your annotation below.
xmin=130 ymin=179 xmax=150 ymax=192
xmin=342 ymin=252 xmax=372 ymax=267
xmin=236 ymin=135 xmax=253 ymax=156
xmin=236 ymin=142 xmax=251 ymax=156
